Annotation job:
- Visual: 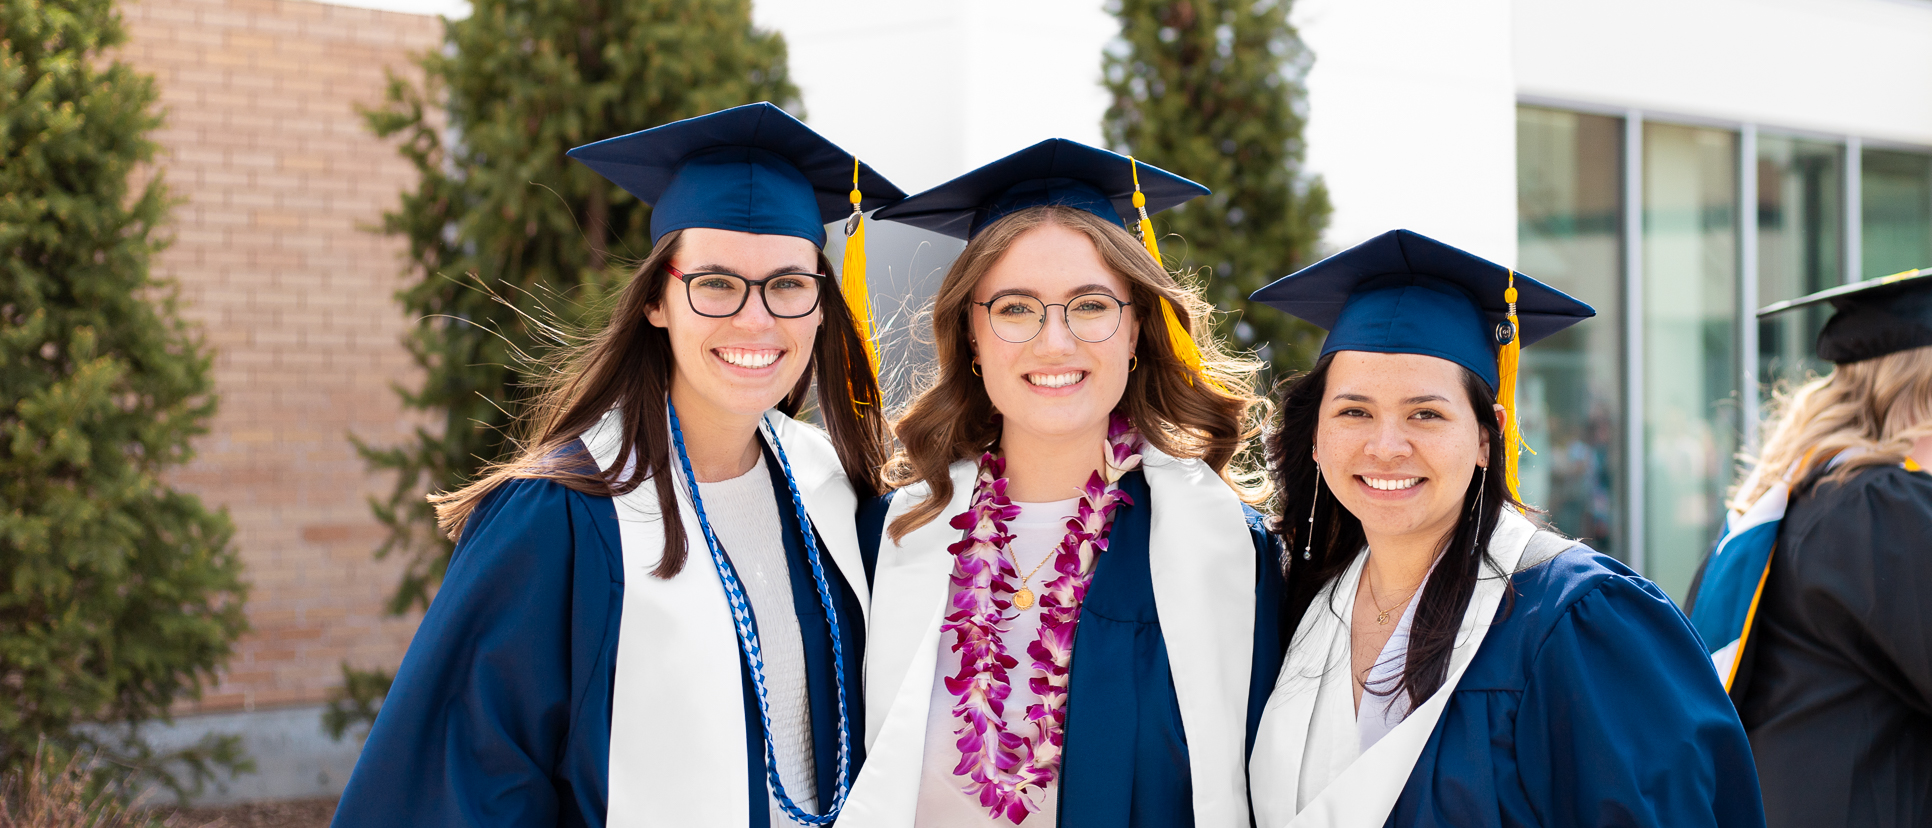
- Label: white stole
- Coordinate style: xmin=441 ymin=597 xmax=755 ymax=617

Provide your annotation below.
xmin=1248 ymin=508 xmax=1537 ymax=828
xmin=836 ymin=447 xmax=1257 ymax=828
xmin=587 ymin=408 xmax=868 ymax=827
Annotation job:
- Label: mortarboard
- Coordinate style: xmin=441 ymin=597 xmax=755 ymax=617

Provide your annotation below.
xmin=873 ymin=138 xmax=1215 ymax=383
xmin=1250 ymin=228 xmax=1597 ymax=499
xmin=567 ymin=102 xmax=906 ymax=376
xmin=1756 ymin=267 xmax=1932 ymax=364
xmin=871 ymin=138 xmax=1208 ymax=240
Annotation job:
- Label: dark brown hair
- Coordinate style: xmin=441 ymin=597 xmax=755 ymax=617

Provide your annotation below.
xmin=429 ymin=229 xmax=889 ymax=577
xmin=884 ymin=205 xmax=1271 ymax=541
xmin=1267 ymin=353 xmax=1519 ymax=711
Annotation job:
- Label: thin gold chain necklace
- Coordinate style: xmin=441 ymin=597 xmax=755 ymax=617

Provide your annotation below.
xmin=1365 ymin=570 xmax=1419 ymax=625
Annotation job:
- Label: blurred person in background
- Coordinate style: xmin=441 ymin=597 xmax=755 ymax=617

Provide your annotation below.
xmin=1691 ymin=269 xmax=1932 ymax=828
xmin=1246 ymin=231 xmax=1764 ymax=828
xmin=330 ymin=104 xmax=902 ymax=828
xmin=837 ymin=140 xmax=1283 ymax=827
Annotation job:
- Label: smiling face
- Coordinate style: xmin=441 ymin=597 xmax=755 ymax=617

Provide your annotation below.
xmin=969 ymin=222 xmax=1139 ymax=450
xmin=645 ymin=227 xmax=822 ymax=422
xmin=1314 ymin=350 xmax=1492 ymax=548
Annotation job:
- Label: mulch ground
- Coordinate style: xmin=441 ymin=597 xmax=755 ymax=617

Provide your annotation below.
xmin=148 ymin=797 xmax=336 ymax=828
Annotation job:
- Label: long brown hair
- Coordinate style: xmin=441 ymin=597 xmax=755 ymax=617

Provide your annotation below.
xmin=1734 ymin=344 xmax=1932 ymax=508
xmin=884 ymin=205 xmax=1270 ymax=541
xmin=430 ymin=229 xmax=889 ymax=578
xmin=1268 ymin=354 xmax=1521 ymax=712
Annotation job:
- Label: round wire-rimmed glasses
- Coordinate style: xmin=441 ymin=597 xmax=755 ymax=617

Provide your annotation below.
xmin=972 ymin=292 xmax=1133 ymax=344
xmin=667 ymin=264 xmax=827 ymax=318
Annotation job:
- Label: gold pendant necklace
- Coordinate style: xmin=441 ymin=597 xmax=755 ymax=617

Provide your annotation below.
xmin=1009 ymin=549 xmax=1054 ymax=610
xmin=1367 ymin=574 xmax=1416 ymax=626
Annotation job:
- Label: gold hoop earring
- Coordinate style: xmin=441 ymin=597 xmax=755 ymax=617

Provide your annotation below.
xmin=971 ymin=361 xmax=982 ymax=377
xmin=1129 ymin=355 xmax=1139 ymax=372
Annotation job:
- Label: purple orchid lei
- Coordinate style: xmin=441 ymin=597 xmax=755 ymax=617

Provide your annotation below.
xmin=940 ymin=413 xmax=1144 ymax=823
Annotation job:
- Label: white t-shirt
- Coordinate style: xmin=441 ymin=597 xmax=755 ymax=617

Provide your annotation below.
xmin=914 ymin=496 xmax=1082 ymax=828
xmin=699 ymin=454 xmax=817 ymax=825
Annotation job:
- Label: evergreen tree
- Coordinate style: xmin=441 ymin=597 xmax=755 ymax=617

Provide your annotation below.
xmin=0 ymin=0 xmax=248 ymax=792
xmin=1104 ymin=0 xmax=1332 ymax=375
xmin=357 ymin=0 xmax=801 ymax=615
xmin=334 ymin=0 xmax=799 ymax=732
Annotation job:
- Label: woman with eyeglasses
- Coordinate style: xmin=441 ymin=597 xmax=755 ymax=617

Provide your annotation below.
xmin=331 ymin=104 xmax=901 ymax=828
xmin=833 ymin=140 xmax=1283 ymax=828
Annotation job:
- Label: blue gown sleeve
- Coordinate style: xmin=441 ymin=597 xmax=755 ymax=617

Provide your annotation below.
xmin=1513 ymin=573 xmax=1766 ymax=828
xmin=332 ymin=477 xmax=593 ymax=828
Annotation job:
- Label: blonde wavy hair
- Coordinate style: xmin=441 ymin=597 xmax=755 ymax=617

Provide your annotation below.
xmin=884 ymin=205 xmax=1272 ymax=541
xmin=1733 ymin=344 xmax=1932 ymax=509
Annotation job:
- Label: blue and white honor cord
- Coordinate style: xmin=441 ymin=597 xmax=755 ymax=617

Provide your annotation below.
xmin=668 ymin=403 xmax=852 ymax=825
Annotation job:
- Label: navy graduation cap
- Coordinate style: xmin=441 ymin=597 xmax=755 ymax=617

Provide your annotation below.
xmin=567 ymin=102 xmax=906 ymax=370
xmin=1757 ymin=267 xmax=1932 ymax=364
xmin=871 ymin=138 xmax=1208 ymax=240
xmin=1250 ymin=228 xmax=1596 ymax=498
xmin=566 ymin=102 xmax=905 ymax=247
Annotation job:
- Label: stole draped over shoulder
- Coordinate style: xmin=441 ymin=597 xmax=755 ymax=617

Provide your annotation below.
xmin=1249 ymin=509 xmax=1767 ymax=828
xmin=330 ymin=410 xmax=869 ymax=828
xmin=839 ymin=448 xmax=1286 ymax=828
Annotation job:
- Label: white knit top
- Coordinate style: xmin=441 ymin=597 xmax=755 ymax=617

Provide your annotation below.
xmin=699 ymin=454 xmax=817 ymax=824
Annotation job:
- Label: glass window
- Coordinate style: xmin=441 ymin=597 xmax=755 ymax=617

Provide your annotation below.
xmin=1643 ymin=122 xmax=1739 ymax=602
xmin=1862 ymin=147 xmax=1932 ymax=280
xmin=1757 ymin=135 xmax=1843 ymax=398
xmin=1515 ymin=106 xmax=1625 ymax=560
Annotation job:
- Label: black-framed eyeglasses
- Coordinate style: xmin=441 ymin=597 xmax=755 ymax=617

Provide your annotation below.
xmin=667 ymin=265 xmax=827 ymax=319
xmin=972 ymin=292 xmax=1133 ymax=344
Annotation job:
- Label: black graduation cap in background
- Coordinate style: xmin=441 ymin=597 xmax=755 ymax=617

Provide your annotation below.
xmin=1757 ymin=268 xmax=1932 ymax=364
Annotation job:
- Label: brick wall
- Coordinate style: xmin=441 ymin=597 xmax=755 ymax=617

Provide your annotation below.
xmin=116 ymin=0 xmax=444 ymax=712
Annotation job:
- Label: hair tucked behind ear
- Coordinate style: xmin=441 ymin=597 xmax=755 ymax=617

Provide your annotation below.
xmin=1267 ymin=353 xmax=1524 ymax=711
xmin=428 ymin=230 xmax=889 ymax=578
xmin=883 ymin=205 xmax=1272 ymax=542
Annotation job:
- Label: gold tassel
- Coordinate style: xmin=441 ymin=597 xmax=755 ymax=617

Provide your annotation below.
xmin=841 ymin=158 xmax=876 ymax=416
xmin=1495 ymin=270 xmax=1534 ymax=501
xmin=1130 ymin=155 xmax=1207 ymax=385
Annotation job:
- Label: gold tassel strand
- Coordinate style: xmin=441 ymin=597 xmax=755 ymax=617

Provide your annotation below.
xmin=1495 ymin=269 xmax=1534 ymax=501
xmin=841 ymin=157 xmax=876 ymax=416
xmin=1129 ymin=156 xmax=1207 ymax=385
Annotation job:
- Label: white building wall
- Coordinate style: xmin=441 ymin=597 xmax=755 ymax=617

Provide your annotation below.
xmin=753 ymin=0 xmax=1116 ymax=194
xmin=1515 ymin=0 xmax=1932 ymax=144
xmin=1291 ymin=0 xmax=1519 ymax=265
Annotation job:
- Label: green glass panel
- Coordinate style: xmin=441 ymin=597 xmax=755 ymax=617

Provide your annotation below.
xmin=1515 ymin=106 xmax=1624 ymax=560
xmin=1757 ymin=135 xmax=1842 ymax=400
xmin=1642 ymin=122 xmax=1738 ymax=602
xmin=1862 ymin=148 xmax=1932 ymax=280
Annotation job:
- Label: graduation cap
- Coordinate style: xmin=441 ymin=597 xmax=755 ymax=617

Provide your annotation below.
xmin=873 ymin=138 xmax=1215 ymax=382
xmin=567 ymin=102 xmax=907 ymax=372
xmin=1250 ymin=229 xmax=1597 ymax=499
xmin=1756 ymin=267 xmax=1932 ymax=364
xmin=872 ymin=138 xmax=1208 ymax=240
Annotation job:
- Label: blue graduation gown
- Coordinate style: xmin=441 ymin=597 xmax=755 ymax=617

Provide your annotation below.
xmin=331 ymin=440 xmax=867 ymax=828
xmin=1385 ymin=548 xmax=1765 ymax=828
xmin=856 ymin=470 xmax=1285 ymax=827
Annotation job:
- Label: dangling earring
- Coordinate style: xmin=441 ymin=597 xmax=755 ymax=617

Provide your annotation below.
xmin=971 ymin=361 xmax=981 ymax=377
xmin=1302 ymin=463 xmax=1323 ymax=561
xmin=1129 ymin=355 xmax=1139 ymax=372
xmin=1468 ymin=464 xmax=1488 ymax=555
